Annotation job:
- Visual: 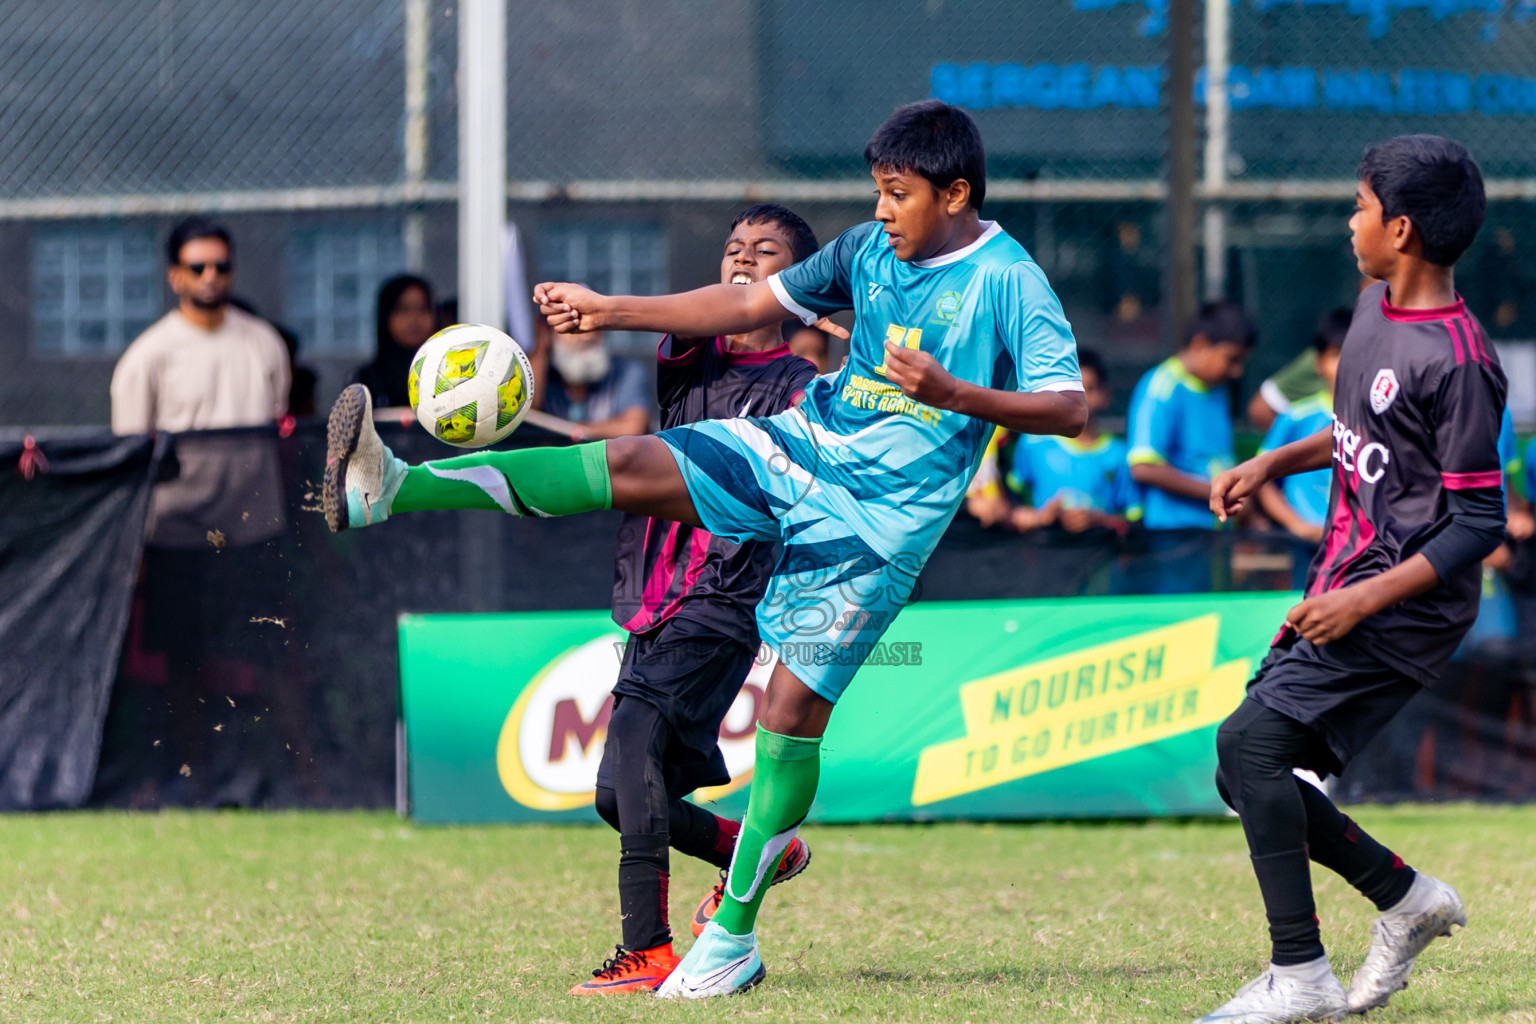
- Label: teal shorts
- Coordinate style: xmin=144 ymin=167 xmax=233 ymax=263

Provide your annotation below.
xmin=657 ymin=408 xmax=935 ymax=703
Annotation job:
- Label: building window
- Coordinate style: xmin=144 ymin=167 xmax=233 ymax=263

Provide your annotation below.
xmin=286 ymin=224 xmax=405 ymax=356
xmin=541 ymin=222 xmax=668 ymax=356
xmin=31 ymin=227 xmax=160 ymax=356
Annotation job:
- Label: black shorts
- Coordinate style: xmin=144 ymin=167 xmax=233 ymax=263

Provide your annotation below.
xmin=595 ymin=616 xmax=758 ymax=799
xmin=1245 ymin=629 xmax=1423 ymax=776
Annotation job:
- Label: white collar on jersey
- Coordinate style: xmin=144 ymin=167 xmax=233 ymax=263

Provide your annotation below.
xmin=910 ymin=220 xmax=1002 ymax=269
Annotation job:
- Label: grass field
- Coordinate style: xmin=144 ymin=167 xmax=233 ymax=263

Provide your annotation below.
xmin=0 ymin=806 xmax=1531 ymax=1023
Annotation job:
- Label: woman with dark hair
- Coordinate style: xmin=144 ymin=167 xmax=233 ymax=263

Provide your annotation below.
xmin=355 ymin=274 xmax=435 ymax=407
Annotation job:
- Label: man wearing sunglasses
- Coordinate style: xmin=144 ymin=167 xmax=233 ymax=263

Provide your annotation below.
xmin=112 ymin=216 xmax=290 ymax=442
xmin=110 ymin=216 xmax=295 ymax=801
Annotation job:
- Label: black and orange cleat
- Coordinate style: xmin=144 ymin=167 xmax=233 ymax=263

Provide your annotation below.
xmin=690 ymin=836 xmax=812 ymax=938
xmin=569 ymin=943 xmax=680 ymax=996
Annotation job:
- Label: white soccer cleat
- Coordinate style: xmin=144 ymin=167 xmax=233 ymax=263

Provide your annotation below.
xmin=1346 ymin=874 xmax=1466 ymax=1014
xmin=1196 ymin=968 xmax=1348 ymax=1023
xmin=653 ymin=921 xmax=765 ymax=1000
xmin=323 ymin=383 xmax=407 ymax=532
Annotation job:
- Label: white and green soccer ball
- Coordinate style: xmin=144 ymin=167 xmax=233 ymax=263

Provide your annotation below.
xmin=407 ymin=324 xmax=534 ymax=447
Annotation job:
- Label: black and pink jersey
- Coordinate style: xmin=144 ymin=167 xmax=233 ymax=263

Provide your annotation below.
xmin=611 ymin=336 xmax=819 ymax=637
xmin=1304 ymin=281 xmax=1507 ymax=682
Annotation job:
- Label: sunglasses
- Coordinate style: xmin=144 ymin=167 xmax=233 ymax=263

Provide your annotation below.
xmin=184 ymin=261 xmax=232 ymax=276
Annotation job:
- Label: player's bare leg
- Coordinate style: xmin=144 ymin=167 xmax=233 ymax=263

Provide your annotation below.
xmin=658 ymin=662 xmax=831 ymax=999
xmin=604 ymin=434 xmax=702 ymax=525
xmin=323 ymin=383 xmax=700 ymax=531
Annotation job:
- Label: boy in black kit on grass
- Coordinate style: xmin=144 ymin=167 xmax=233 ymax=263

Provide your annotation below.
xmin=1198 ymin=136 xmax=1505 ymax=1023
xmin=571 ymin=204 xmax=834 ymax=995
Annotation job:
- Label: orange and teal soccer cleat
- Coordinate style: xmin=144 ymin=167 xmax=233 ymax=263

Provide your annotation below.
xmin=690 ymin=836 xmax=811 ymax=938
xmin=569 ymin=943 xmax=680 ymax=996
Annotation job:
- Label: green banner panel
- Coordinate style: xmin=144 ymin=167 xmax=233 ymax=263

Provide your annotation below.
xmin=399 ymin=594 xmax=1298 ymax=825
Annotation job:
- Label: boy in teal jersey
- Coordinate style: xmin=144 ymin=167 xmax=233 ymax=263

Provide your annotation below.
xmin=1258 ymin=309 xmax=1351 ymax=546
xmin=1126 ymin=301 xmax=1255 ymax=531
xmin=1008 ymin=349 xmax=1137 ymax=533
xmin=322 ymin=100 xmax=1086 ymax=998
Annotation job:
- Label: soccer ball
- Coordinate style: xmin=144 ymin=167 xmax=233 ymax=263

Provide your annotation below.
xmin=407 ymin=324 xmax=535 ymax=447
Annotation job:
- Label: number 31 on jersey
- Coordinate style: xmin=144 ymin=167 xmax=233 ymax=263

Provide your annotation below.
xmin=874 ymin=324 xmax=922 ymax=376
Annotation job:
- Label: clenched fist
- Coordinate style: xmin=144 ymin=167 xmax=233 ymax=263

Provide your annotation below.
xmin=883 ymin=341 xmax=961 ymax=409
xmin=534 ymin=282 xmax=609 ymax=334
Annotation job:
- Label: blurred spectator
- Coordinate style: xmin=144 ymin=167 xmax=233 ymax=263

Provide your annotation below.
xmin=111 ymin=217 xmax=289 ymax=439
xmin=1121 ymin=302 xmax=1253 ymax=593
xmin=1439 ymin=407 xmax=1533 ymax=795
xmin=1248 ymin=277 xmax=1370 ymax=430
xmin=109 ymin=217 xmax=290 ymax=547
xmin=1247 ymin=347 xmax=1326 ymax=433
xmin=1482 ymin=406 xmax=1534 ymax=585
xmin=434 ymin=296 xmax=458 ymax=329
xmin=1008 ymin=349 xmax=1136 ymax=534
xmin=1127 ymin=301 xmax=1253 ymax=530
xmin=964 ymin=427 xmax=1014 ymax=528
xmin=1256 ymin=308 xmax=1350 ymax=547
xmin=355 ymin=274 xmax=436 ymax=409
xmin=109 ymin=217 xmax=299 ymax=802
xmin=541 ymin=330 xmax=652 ymax=439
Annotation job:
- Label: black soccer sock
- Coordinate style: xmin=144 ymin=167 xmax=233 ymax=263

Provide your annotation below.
xmin=1295 ymin=778 xmax=1416 ymax=911
xmin=604 ymin=696 xmax=675 ymax=950
xmin=617 ymin=834 xmax=671 ymax=951
xmin=594 ymin=784 xmax=737 ymax=871
xmin=1250 ymin=849 xmax=1324 ymax=965
xmin=1216 ymin=699 xmax=1327 ymax=965
xmin=667 ymin=798 xmax=737 ymax=869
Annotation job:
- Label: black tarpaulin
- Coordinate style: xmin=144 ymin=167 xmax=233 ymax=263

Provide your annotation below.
xmin=0 ymin=433 xmax=168 ymax=809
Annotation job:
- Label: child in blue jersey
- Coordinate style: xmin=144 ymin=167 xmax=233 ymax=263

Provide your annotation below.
xmin=1258 ymin=308 xmax=1351 ymax=549
xmin=1008 ymin=349 xmax=1137 ymax=534
xmin=1127 ymin=301 xmax=1255 ymax=531
xmin=322 ymin=100 xmax=1085 ymax=998
xmin=1464 ymin=406 xmax=1531 ymax=649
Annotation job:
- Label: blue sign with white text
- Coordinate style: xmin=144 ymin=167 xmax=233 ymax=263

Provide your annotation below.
xmin=764 ymin=0 xmax=1536 ymax=176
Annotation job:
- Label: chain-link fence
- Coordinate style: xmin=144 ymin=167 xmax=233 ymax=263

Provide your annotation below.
xmin=2 ymin=0 xmax=1535 ymax=426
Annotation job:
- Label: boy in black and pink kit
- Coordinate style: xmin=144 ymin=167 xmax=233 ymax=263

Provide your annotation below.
xmin=1201 ymin=136 xmax=1504 ymax=1023
xmin=571 ymin=204 xmax=828 ymax=995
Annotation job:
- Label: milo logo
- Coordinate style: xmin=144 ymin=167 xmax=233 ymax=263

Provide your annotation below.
xmin=496 ymin=634 xmax=770 ymax=810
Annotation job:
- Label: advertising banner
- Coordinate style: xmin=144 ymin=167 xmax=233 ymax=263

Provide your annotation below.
xmin=399 ymin=593 xmax=1298 ymax=824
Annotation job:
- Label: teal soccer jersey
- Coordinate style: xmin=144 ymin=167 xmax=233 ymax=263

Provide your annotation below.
xmin=658 ymin=220 xmax=1080 ymax=701
xmin=1009 ymin=434 xmax=1136 ymax=515
xmin=1126 ymin=357 xmax=1235 ymax=530
xmin=1259 ymin=390 xmax=1333 ymax=528
xmin=768 ymin=219 xmax=1082 ymax=524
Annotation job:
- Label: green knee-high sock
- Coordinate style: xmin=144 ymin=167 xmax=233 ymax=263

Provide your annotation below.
xmin=393 ymin=441 xmax=611 ymax=515
xmin=712 ymin=725 xmax=821 ymax=936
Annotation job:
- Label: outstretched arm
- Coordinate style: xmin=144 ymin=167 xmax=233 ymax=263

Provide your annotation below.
xmin=535 ymin=280 xmax=795 ymax=339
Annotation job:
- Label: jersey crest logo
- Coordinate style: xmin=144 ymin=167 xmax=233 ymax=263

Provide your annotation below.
xmin=1369 ymin=369 xmax=1400 ymax=414
xmin=867 ymin=282 xmax=884 ymax=301
xmin=935 ymin=290 xmax=963 ymax=321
